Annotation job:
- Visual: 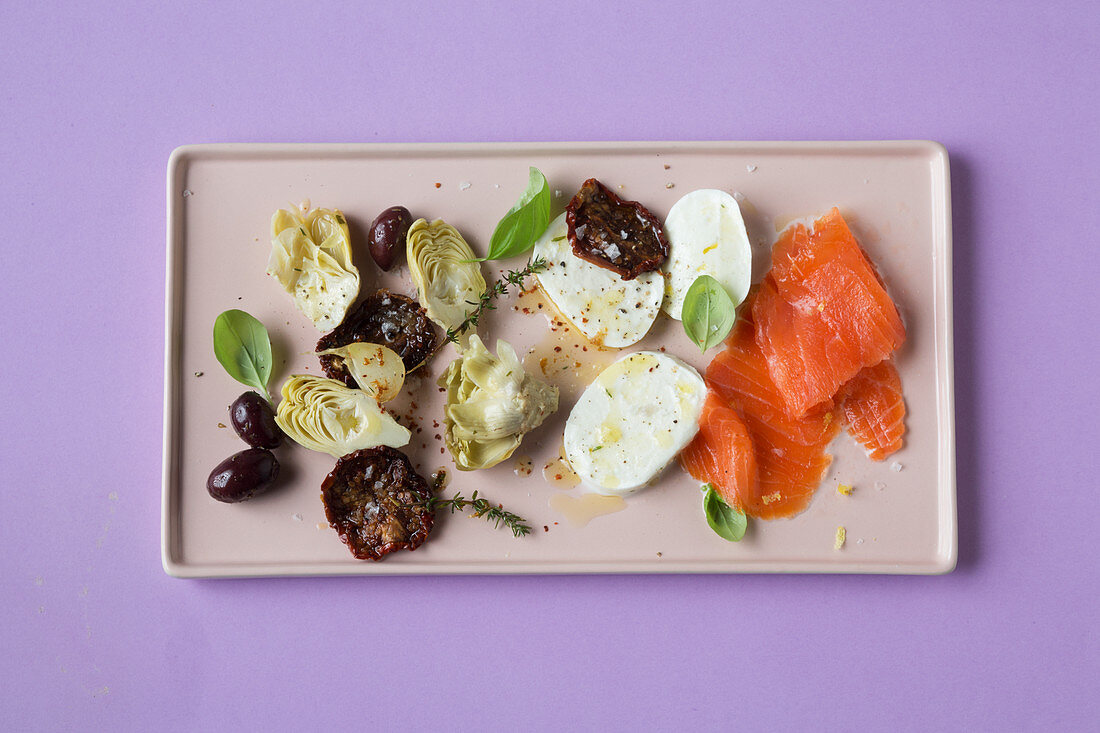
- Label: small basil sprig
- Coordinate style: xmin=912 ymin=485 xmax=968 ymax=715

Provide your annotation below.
xmin=479 ymin=166 xmax=552 ymax=260
xmin=703 ymin=484 xmax=747 ymax=542
xmin=682 ymin=274 xmax=736 ymax=351
xmin=213 ymin=309 xmax=273 ymax=401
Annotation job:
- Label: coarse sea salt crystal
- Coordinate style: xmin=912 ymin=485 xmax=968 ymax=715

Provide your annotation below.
xmin=874 ymin=481 xmax=886 ymax=491
xmin=292 ymin=513 xmax=303 ymax=522
xmin=890 ymin=461 xmax=904 ymax=472
xmin=459 ymin=181 xmax=471 ymax=191
xmin=746 ymin=164 xmax=757 ymax=173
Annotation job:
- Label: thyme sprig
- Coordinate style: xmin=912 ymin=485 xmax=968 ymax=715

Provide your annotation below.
xmin=413 ymin=472 xmax=531 ymax=537
xmin=432 ymin=491 xmax=533 ymax=537
xmin=444 ymin=257 xmax=547 ymax=344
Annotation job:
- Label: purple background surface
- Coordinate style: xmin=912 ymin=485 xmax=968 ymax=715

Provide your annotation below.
xmin=2 ymin=1 xmax=1097 ymax=729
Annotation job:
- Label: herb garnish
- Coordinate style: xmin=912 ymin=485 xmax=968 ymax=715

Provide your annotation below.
xmin=443 ymin=257 xmax=547 ymax=344
xmin=682 ymin=274 xmax=736 ymax=351
xmin=415 ymin=473 xmax=532 ymax=537
xmin=212 ymin=309 xmax=273 ymax=401
xmin=477 ymin=167 xmax=552 ymax=260
xmin=703 ymin=484 xmax=747 ymax=541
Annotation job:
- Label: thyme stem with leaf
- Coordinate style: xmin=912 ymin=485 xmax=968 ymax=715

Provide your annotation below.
xmin=411 ymin=471 xmax=532 ymax=537
xmin=430 ymin=491 xmax=533 ymax=537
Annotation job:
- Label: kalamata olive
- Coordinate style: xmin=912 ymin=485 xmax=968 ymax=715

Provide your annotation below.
xmin=230 ymin=391 xmax=282 ymax=448
xmin=207 ymin=447 xmax=280 ymax=503
xmin=367 ymin=206 xmax=412 ymax=271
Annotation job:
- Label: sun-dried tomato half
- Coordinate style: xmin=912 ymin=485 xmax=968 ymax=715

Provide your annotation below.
xmin=316 ymin=289 xmax=440 ymax=387
xmin=320 ymin=446 xmax=435 ymax=561
xmin=565 ymin=178 xmax=670 ymax=280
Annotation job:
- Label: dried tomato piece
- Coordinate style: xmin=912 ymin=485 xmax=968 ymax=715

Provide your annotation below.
xmin=320 ymin=447 xmax=435 ymax=561
xmin=316 ymin=289 xmax=440 ymax=387
xmin=565 ymin=178 xmax=670 ymax=280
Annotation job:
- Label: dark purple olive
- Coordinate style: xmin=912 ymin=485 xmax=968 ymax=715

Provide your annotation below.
xmin=230 ymin=391 xmax=282 ymax=448
xmin=207 ymin=448 xmax=280 ymax=503
xmin=367 ymin=206 xmax=412 ymax=271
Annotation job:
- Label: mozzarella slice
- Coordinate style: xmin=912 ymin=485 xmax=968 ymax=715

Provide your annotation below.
xmin=563 ymin=351 xmax=706 ymax=495
xmin=532 ymin=213 xmax=662 ymax=348
xmin=661 ymin=189 xmax=751 ymax=320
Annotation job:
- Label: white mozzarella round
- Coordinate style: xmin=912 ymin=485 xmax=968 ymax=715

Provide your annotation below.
xmin=532 ymin=213 xmax=663 ymax=348
xmin=563 ymin=351 xmax=706 ymax=495
xmin=661 ymin=189 xmax=752 ymax=320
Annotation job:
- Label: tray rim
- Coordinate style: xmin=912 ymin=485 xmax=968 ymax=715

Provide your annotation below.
xmin=162 ymin=139 xmax=956 ymax=578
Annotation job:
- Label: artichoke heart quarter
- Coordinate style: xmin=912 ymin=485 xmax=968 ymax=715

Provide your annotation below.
xmin=406 ymin=218 xmax=486 ymax=334
xmin=275 ymin=375 xmax=410 ymax=458
xmin=267 ymin=203 xmax=360 ymax=332
xmin=440 ymin=335 xmax=558 ymax=470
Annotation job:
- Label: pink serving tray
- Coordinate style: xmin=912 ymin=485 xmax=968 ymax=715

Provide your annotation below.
xmin=162 ymin=141 xmax=955 ymax=577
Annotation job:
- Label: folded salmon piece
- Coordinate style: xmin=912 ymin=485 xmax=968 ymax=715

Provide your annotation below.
xmin=840 ymin=359 xmax=906 ymax=461
xmin=699 ymin=303 xmax=842 ymax=520
xmin=679 ymin=390 xmax=756 ymax=511
xmin=752 ymin=208 xmax=905 ymax=417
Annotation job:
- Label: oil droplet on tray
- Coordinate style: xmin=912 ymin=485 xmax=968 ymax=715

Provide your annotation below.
xmin=549 ymin=492 xmax=627 ymax=527
xmin=522 ymin=300 xmax=617 ymax=405
xmin=543 ymin=455 xmax=580 ymax=490
xmin=543 ymin=443 xmax=580 ymax=489
xmin=513 ymin=455 xmax=533 ymax=477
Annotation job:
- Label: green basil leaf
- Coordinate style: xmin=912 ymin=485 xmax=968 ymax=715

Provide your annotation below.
xmin=480 ymin=167 xmax=552 ymax=260
xmin=703 ymin=484 xmax=747 ymax=542
xmin=213 ymin=309 xmax=272 ymax=401
xmin=682 ymin=274 xmax=736 ymax=351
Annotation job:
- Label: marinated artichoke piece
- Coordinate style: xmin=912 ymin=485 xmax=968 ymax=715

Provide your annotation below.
xmin=315 ymin=342 xmax=405 ymax=402
xmin=267 ymin=202 xmax=360 ymax=332
xmin=406 ymin=218 xmax=486 ymax=335
xmin=274 ymin=375 xmax=410 ymax=458
xmin=439 ymin=335 xmax=558 ymax=471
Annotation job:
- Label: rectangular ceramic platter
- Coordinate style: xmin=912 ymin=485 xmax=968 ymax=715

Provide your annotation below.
xmin=163 ymin=141 xmax=955 ymax=577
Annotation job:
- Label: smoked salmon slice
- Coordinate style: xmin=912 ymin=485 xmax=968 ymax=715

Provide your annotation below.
xmin=702 ymin=304 xmax=842 ymax=520
xmin=679 ymin=391 xmax=756 ymax=510
xmin=753 ymin=208 xmax=905 ymax=417
xmin=840 ymin=359 xmax=906 ymax=461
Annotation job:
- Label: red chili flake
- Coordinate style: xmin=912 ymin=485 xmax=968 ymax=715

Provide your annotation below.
xmin=434 ymin=182 xmax=442 ymax=188
xmin=543 ymin=526 xmax=549 ymax=532
xmin=554 ymin=346 xmax=562 ymax=352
